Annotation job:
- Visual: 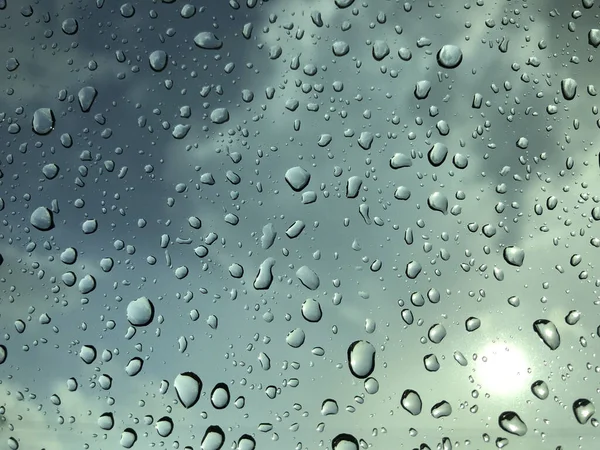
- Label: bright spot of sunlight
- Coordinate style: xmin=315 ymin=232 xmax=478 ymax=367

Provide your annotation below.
xmin=476 ymin=343 xmax=530 ymax=397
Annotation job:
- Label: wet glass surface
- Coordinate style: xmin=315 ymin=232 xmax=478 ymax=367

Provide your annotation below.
xmin=1 ymin=0 xmax=599 ymax=449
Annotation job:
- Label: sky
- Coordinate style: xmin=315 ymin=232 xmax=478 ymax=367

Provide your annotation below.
xmin=1 ymin=0 xmax=600 ymax=449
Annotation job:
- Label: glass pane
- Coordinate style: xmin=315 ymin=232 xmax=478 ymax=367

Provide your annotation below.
xmin=0 ymin=0 xmax=597 ymax=449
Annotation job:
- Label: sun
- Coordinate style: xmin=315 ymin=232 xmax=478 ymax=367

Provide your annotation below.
xmin=474 ymin=342 xmax=530 ymax=396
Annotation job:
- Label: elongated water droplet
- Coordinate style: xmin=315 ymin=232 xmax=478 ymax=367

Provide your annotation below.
xmin=533 ymin=319 xmax=560 ymax=350
xmin=174 ymin=372 xmax=202 ymax=409
xmin=498 ymin=411 xmax=527 ymax=436
xmin=347 ymin=340 xmax=376 ymax=379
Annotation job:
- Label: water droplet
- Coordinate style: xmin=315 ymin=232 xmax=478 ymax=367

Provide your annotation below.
xmin=119 ymin=3 xmax=135 ymax=18
xmin=405 ymin=260 xmax=422 ymax=279
xmin=428 ymin=143 xmax=448 ymax=167
xmin=149 ymin=50 xmax=168 ymax=71
xmin=427 ymin=192 xmax=448 ymax=214
xmin=127 ymin=296 xmax=155 ymax=326
xmin=437 ymin=45 xmax=463 ymax=68
xmin=30 ymin=207 xmax=54 ymax=231
xmin=286 ymin=328 xmax=306 ymax=348
xmin=424 ymin=354 xmax=440 ymax=372
xmin=210 ymin=108 xmax=230 ymax=124
xmin=414 ymin=80 xmax=431 ymax=99
xmin=174 ymin=372 xmax=202 ymax=409
xmin=125 ymin=357 xmax=143 ymax=376
xmin=296 ymin=266 xmax=320 ymax=290
xmin=364 ymin=377 xmax=379 ymax=394
xmin=211 ymin=383 xmax=230 ymax=409
xmin=561 ymin=78 xmax=577 ymax=100
xmin=332 ymin=41 xmax=350 ymax=56
xmin=32 ymin=108 xmax=55 ymax=135
xmin=120 ymin=428 xmax=137 ymax=448
xmin=78 ymin=86 xmax=98 ymax=112
xmin=503 ymin=246 xmax=525 ymax=267
xmin=347 ymin=340 xmax=376 ymax=379
xmin=301 ymin=298 xmax=322 ymax=322
xmin=42 ymin=163 xmax=59 ymax=180
xmin=78 ymin=274 xmax=96 ymax=294
xmin=589 ymin=29 xmax=600 ymax=48
xmin=253 ymin=258 xmax=275 ymax=290
xmin=201 ymin=425 xmax=226 ymax=450
xmin=194 ymin=32 xmax=223 ymax=49
xmin=372 ymin=40 xmax=390 ymax=61
xmin=285 ymin=166 xmax=311 ymax=191
xmin=431 ymin=400 xmax=452 ymax=418
xmin=428 ymin=323 xmax=447 ymax=344
xmin=531 ymin=380 xmax=549 ymax=400
xmin=79 ymin=345 xmax=97 ymax=364
xmin=332 ymin=434 xmax=359 ymax=450
xmin=358 ymin=132 xmax=374 ymax=150
xmin=573 ymin=398 xmax=595 ymax=424
xmin=237 ymin=435 xmax=256 ymax=450
xmin=61 ymin=17 xmax=78 ymax=34
xmin=156 ymin=416 xmax=174 ymax=437
xmin=401 ymin=389 xmax=422 ymax=415
xmin=98 ymin=412 xmax=115 ymax=430
xmin=465 ymin=317 xmax=481 ymax=332
xmin=498 ymin=411 xmax=527 ymax=436
xmin=390 ymin=152 xmax=412 ymax=169
xmin=321 ymin=399 xmax=339 ymax=416
xmin=334 ymin=0 xmax=355 ymax=8
xmin=394 ymin=186 xmax=411 ymax=200
xmin=533 ymin=319 xmax=561 ymax=350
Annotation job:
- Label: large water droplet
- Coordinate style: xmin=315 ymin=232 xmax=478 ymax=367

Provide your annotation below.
xmin=296 ymin=266 xmax=320 ymax=290
xmin=347 ymin=340 xmax=376 ymax=379
xmin=301 ymin=298 xmax=323 ymax=322
xmin=201 ymin=425 xmax=226 ymax=450
xmin=125 ymin=357 xmax=144 ymax=376
xmin=561 ymin=78 xmax=577 ymax=100
xmin=437 ymin=45 xmax=463 ymax=68
xmin=573 ymin=398 xmax=595 ymax=424
xmin=127 ymin=296 xmax=155 ymax=326
xmin=149 ymin=50 xmax=168 ymax=72
xmin=32 ymin=108 xmax=55 ymax=135
xmin=533 ymin=319 xmax=560 ymax=350
xmin=98 ymin=412 xmax=115 ymax=430
xmin=80 ymin=345 xmax=97 ymax=364
xmin=30 ymin=207 xmax=54 ymax=231
xmin=210 ymin=383 xmax=230 ymax=409
xmin=498 ymin=411 xmax=528 ymax=436
xmin=428 ymin=323 xmax=447 ymax=344
xmin=156 ymin=416 xmax=174 ymax=437
xmin=120 ymin=428 xmax=138 ymax=448
xmin=286 ymin=328 xmax=306 ymax=348
xmin=253 ymin=258 xmax=275 ymax=290
xmin=285 ymin=167 xmax=311 ymax=191
xmin=427 ymin=192 xmax=448 ymax=214
xmin=237 ymin=435 xmax=256 ymax=450
xmin=332 ymin=434 xmax=359 ymax=450
xmin=321 ymin=399 xmax=339 ymax=416
xmin=431 ymin=400 xmax=452 ymax=418
xmin=174 ymin=372 xmax=202 ymax=409
xmin=401 ymin=389 xmax=422 ymax=415
xmin=78 ymin=86 xmax=98 ymax=112
xmin=531 ymin=380 xmax=549 ymax=400
xmin=503 ymin=246 xmax=525 ymax=267
xmin=194 ymin=32 xmax=223 ymax=49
